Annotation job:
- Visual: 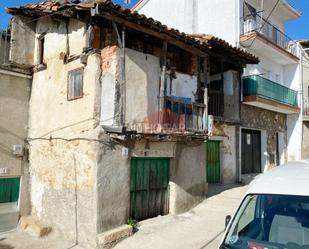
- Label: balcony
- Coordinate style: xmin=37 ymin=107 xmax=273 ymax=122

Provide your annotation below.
xmin=242 ymin=75 xmax=299 ymax=114
xmin=159 ymin=96 xmax=206 ymax=133
xmin=240 ymin=14 xmax=299 ymax=65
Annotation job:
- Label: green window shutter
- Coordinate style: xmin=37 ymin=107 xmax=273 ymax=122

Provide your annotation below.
xmin=0 ymin=177 xmax=20 ymax=203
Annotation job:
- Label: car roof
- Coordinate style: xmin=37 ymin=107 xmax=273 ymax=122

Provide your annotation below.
xmin=246 ymin=160 xmax=309 ymax=197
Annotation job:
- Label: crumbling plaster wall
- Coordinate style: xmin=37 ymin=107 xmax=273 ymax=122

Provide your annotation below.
xmin=100 ymin=46 xmax=199 ymax=131
xmin=125 ymin=48 xmax=160 ymax=130
xmin=28 ymin=17 xmax=100 ymax=249
xmin=166 ymin=72 xmax=197 ymax=101
xmin=211 ymin=124 xmax=238 ymax=183
xmin=10 ymin=16 xmax=36 ymax=65
xmin=169 ymin=142 xmax=207 ymax=214
xmin=0 ymin=71 xmax=31 ymax=216
xmin=0 ymin=36 xmax=10 ymax=63
xmin=241 ymin=104 xmax=287 ymax=168
xmin=100 ymin=45 xmax=119 ymax=126
xmin=96 ymin=138 xmax=207 ymax=233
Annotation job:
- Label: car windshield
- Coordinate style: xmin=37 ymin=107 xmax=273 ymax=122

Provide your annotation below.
xmin=224 ymin=194 xmax=309 ymax=249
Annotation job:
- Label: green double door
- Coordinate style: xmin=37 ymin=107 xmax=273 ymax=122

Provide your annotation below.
xmin=207 ymin=141 xmax=221 ymax=184
xmin=130 ymin=158 xmax=169 ymax=221
xmin=0 ymin=177 xmax=20 ymax=203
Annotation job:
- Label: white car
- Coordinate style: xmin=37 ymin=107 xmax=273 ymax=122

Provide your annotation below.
xmin=220 ymin=161 xmax=309 ymax=249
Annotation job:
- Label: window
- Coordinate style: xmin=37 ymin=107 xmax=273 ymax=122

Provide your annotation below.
xmin=38 ymin=35 xmax=45 ymax=65
xmin=68 ymin=68 xmax=83 ymax=100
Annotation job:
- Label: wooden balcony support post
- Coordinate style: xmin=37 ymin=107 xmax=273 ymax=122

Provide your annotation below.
xmin=204 ymin=56 xmax=210 ymax=132
xmin=159 ymin=40 xmax=168 ymax=130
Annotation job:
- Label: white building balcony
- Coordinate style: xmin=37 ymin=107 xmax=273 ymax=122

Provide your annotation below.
xmin=240 ymin=15 xmax=299 ymax=65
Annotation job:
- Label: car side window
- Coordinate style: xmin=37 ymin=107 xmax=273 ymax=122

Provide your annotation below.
xmin=237 ymin=195 xmax=257 ymax=233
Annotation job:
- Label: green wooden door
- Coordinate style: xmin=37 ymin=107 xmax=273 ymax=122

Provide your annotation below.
xmin=207 ymin=141 xmax=221 ymax=183
xmin=0 ymin=177 xmax=20 ymax=203
xmin=130 ymin=158 xmax=169 ymax=221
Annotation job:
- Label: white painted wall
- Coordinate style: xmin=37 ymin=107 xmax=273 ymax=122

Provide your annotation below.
xmin=261 ymin=130 xmax=268 ymax=172
xmin=243 ymin=53 xmax=284 ymax=83
xmin=212 ymin=124 xmax=237 ymax=183
xmin=135 ymin=0 xmax=198 ymax=34
xmin=137 ymin=0 xmax=239 ymax=46
xmin=278 ymin=131 xmax=285 ymax=165
xmin=287 ymin=114 xmax=302 ymax=161
xmin=197 ymin=0 xmax=239 ymax=46
xmin=303 ymin=50 xmax=309 ymax=106
xmin=166 ymin=72 xmax=197 ymax=101
xmin=283 ymin=63 xmax=300 ymax=91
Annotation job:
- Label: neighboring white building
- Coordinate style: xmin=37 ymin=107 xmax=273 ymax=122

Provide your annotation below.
xmin=134 ymin=0 xmax=304 ymax=182
xmin=298 ymin=40 xmax=309 ymax=159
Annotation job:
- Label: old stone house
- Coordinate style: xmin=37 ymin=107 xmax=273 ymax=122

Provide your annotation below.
xmin=6 ymin=1 xmax=257 ymax=248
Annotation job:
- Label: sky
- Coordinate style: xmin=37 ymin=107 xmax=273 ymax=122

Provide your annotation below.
xmin=0 ymin=0 xmax=308 ymax=40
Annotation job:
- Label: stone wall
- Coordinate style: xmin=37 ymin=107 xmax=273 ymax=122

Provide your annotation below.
xmin=241 ymin=104 xmax=287 ymax=168
xmin=29 ymin=139 xmax=97 ymax=248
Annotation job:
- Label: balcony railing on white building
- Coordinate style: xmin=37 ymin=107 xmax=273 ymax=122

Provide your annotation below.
xmin=241 ymin=13 xmax=298 ymax=57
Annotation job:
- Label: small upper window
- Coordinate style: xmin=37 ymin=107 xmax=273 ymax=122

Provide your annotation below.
xmin=38 ymin=35 xmax=45 ymax=65
xmin=68 ymin=68 xmax=83 ymax=100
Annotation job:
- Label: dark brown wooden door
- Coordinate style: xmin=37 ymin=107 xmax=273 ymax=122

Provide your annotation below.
xmin=241 ymin=129 xmax=261 ymax=174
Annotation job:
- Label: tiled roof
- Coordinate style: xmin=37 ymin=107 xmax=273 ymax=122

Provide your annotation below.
xmin=7 ymin=0 xmax=259 ymax=64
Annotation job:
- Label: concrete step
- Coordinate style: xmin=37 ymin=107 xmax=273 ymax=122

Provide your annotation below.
xmin=0 ymin=202 xmax=19 ymax=233
xmin=0 ymin=211 xmax=19 ymax=233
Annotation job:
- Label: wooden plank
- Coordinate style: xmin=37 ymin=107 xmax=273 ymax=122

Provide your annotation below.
xmin=98 ymin=12 xmax=209 ymax=57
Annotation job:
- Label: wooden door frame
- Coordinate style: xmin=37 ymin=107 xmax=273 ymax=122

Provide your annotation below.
xmin=206 ymin=140 xmax=222 ymax=184
xmin=130 ymin=157 xmax=170 ymax=221
xmin=239 ymin=127 xmax=264 ymax=180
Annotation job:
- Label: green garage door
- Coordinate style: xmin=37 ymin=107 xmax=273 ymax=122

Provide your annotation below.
xmin=0 ymin=177 xmax=20 ymax=203
xmin=130 ymin=158 xmax=169 ymax=221
xmin=207 ymin=141 xmax=221 ymax=184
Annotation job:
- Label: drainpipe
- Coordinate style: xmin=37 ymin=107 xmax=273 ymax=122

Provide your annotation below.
xmin=112 ymin=22 xmax=126 ymax=128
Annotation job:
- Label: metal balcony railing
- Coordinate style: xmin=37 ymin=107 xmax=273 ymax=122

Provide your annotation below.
xmin=162 ymin=96 xmax=206 ymax=132
xmin=243 ymin=75 xmax=298 ymax=107
xmin=241 ymin=13 xmax=298 ymax=57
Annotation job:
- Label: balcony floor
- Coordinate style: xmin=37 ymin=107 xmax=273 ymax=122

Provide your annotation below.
xmin=240 ymin=32 xmax=299 ymax=65
xmin=243 ymin=96 xmax=300 ymax=114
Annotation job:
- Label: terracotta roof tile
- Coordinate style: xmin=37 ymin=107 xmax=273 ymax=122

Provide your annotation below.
xmin=6 ymin=0 xmax=259 ymax=64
